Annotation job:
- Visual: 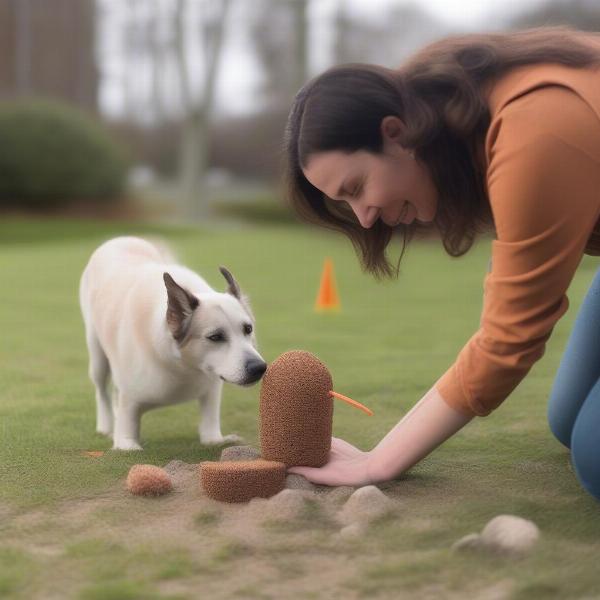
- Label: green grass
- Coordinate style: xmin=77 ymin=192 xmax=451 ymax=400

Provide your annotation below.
xmin=0 ymin=548 xmax=35 ymax=596
xmin=2 ymin=215 xmax=600 ymax=599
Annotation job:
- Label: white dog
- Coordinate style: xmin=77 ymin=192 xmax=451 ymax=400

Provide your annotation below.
xmin=79 ymin=236 xmax=266 ymax=451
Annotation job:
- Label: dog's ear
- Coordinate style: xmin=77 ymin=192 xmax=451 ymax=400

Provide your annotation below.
xmin=163 ymin=272 xmax=199 ymax=344
xmin=219 ymin=266 xmax=255 ymax=321
xmin=219 ymin=266 xmax=241 ymax=300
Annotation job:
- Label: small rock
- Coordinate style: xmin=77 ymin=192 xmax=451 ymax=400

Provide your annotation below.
xmin=245 ymin=496 xmax=269 ymax=520
xmin=265 ymin=489 xmax=310 ymax=521
xmin=163 ymin=460 xmax=196 ymax=476
xmin=323 ymin=486 xmax=355 ymax=504
xmin=220 ymin=445 xmax=261 ymax=462
xmin=339 ymin=522 xmax=367 ymax=539
xmin=480 ymin=515 xmax=540 ymax=556
xmin=453 ymin=515 xmax=539 ymax=557
xmin=285 ymin=473 xmax=317 ymax=491
xmin=337 ymin=485 xmax=397 ymax=526
xmin=451 ymin=533 xmax=482 ymax=552
xmin=248 ymin=496 xmax=269 ymax=509
xmin=126 ymin=464 xmax=172 ymax=496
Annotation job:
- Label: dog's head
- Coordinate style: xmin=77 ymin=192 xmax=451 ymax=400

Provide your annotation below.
xmin=163 ymin=268 xmax=266 ymax=386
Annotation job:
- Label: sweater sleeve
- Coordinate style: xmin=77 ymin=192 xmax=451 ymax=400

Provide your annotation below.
xmin=436 ymin=86 xmax=600 ymax=417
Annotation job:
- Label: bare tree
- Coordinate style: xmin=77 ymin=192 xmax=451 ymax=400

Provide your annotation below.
xmin=333 ymin=1 xmax=449 ymax=67
xmin=249 ymin=0 xmax=309 ymax=111
xmin=15 ymin=0 xmax=32 ymax=94
xmin=511 ymin=0 xmax=600 ymax=31
xmin=291 ymin=0 xmax=308 ymax=94
xmin=333 ymin=0 xmax=351 ymax=66
xmin=150 ymin=0 xmax=168 ymax=122
xmin=174 ymin=0 xmax=231 ymax=219
xmin=0 ymin=0 xmax=98 ymax=111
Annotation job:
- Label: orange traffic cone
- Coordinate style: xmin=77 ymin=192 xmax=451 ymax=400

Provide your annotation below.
xmin=315 ymin=258 xmax=340 ymax=312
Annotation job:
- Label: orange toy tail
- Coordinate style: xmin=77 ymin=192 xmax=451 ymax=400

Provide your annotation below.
xmin=315 ymin=258 xmax=340 ymax=312
xmin=329 ymin=391 xmax=374 ymax=416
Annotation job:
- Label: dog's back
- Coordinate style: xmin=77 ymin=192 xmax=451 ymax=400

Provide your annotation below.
xmin=81 ymin=236 xmax=167 ymax=320
xmin=80 ymin=236 xmax=264 ymax=450
xmin=81 ymin=235 xmax=174 ymax=287
xmin=79 ymin=237 xmax=180 ymax=378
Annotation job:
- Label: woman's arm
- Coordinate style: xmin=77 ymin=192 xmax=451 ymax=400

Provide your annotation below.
xmin=367 ymin=385 xmax=474 ymax=483
xmin=287 ymin=385 xmax=473 ymax=486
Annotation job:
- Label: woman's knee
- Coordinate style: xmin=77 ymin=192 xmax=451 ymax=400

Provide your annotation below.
xmin=570 ymin=385 xmax=600 ymax=501
xmin=571 ymin=445 xmax=600 ymax=501
xmin=547 ymin=394 xmax=574 ymax=449
xmin=548 ymin=405 xmax=573 ymax=448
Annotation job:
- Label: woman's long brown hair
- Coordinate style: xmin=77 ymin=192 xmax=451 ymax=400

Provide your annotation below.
xmin=284 ymin=27 xmax=600 ymax=278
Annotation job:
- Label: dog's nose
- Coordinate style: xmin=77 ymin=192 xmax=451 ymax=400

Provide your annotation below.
xmin=245 ymin=358 xmax=267 ymax=383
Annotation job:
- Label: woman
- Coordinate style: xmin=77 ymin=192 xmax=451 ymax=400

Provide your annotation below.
xmin=284 ymin=27 xmax=600 ymax=500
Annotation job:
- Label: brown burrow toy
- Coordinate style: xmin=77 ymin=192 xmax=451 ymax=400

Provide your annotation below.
xmin=199 ymin=459 xmax=286 ymax=503
xmin=200 ymin=350 xmax=373 ymax=504
xmin=126 ymin=464 xmax=173 ymax=496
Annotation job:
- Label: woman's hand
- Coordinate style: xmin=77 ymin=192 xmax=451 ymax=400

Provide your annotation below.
xmin=287 ymin=437 xmax=376 ymax=487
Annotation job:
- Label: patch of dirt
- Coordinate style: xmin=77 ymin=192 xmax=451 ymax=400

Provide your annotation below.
xmin=2 ymin=461 xmax=513 ymax=600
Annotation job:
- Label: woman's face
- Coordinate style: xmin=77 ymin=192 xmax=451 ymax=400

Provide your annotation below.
xmin=302 ymin=116 xmax=439 ymax=229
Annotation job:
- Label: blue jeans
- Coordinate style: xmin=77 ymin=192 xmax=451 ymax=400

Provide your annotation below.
xmin=548 ymin=266 xmax=600 ymax=500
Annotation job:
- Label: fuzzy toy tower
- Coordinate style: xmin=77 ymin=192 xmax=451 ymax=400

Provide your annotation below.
xmin=200 ymin=350 xmax=371 ymax=503
xmin=260 ymin=350 xmax=333 ymax=467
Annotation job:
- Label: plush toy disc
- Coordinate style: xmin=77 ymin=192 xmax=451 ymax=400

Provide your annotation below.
xmin=126 ymin=464 xmax=173 ymax=496
xmin=200 ymin=459 xmax=286 ymax=503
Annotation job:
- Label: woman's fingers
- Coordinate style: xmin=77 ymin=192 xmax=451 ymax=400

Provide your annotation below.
xmin=287 ymin=466 xmax=330 ymax=485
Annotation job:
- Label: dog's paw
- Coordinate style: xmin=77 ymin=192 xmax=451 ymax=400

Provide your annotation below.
xmin=96 ymin=426 xmax=113 ymax=438
xmin=201 ymin=433 xmax=244 ymax=446
xmin=112 ymin=439 xmax=143 ymax=451
xmin=222 ymin=433 xmax=244 ymax=444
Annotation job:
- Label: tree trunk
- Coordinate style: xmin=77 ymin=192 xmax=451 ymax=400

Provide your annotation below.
xmin=175 ymin=0 xmax=231 ymax=221
xmin=15 ymin=0 xmax=32 ymax=95
xmin=291 ymin=0 xmax=308 ymax=92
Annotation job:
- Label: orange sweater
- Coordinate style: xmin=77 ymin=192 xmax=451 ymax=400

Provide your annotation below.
xmin=436 ymin=62 xmax=600 ymax=417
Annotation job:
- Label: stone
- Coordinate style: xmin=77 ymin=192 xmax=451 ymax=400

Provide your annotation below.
xmin=323 ymin=486 xmax=355 ymax=504
xmin=451 ymin=533 xmax=482 ymax=552
xmin=163 ymin=460 xmax=196 ymax=475
xmin=337 ymin=485 xmax=397 ymax=526
xmin=339 ymin=522 xmax=367 ymax=539
xmin=480 ymin=515 xmax=540 ymax=556
xmin=219 ymin=445 xmax=261 ymax=462
xmin=285 ymin=473 xmax=317 ymax=491
xmin=453 ymin=515 xmax=540 ymax=557
xmin=265 ymin=489 xmax=310 ymax=521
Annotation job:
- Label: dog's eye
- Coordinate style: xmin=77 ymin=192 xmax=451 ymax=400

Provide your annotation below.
xmin=207 ymin=333 xmax=226 ymax=342
xmin=243 ymin=324 xmax=253 ymax=335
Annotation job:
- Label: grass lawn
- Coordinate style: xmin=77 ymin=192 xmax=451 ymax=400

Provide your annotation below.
xmin=1 ymin=215 xmax=599 ymax=599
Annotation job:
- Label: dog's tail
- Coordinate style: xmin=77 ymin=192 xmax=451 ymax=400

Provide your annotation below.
xmin=146 ymin=236 xmax=179 ymax=265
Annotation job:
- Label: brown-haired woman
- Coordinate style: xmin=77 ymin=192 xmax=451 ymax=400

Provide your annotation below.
xmin=285 ymin=27 xmax=600 ymax=500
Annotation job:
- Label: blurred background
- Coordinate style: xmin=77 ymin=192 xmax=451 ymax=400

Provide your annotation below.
xmin=1 ymin=0 xmax=599 ymax=225
xmin=5 ymin=5 xmax=600 ymax=597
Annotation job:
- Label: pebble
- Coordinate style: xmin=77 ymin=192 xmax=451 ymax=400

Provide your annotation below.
xmin=126 ymin=464 xmax=172 ymax=496
xmin=220 ymin=445 xmax=261 ymax=462
xmin=337 ymin=485 xmax=397 ymax=526
xmin=453 ymin=514 xmax=540 ymax=557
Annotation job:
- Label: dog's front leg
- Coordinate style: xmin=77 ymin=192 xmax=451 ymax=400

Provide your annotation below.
xmin=198 ymin=381 xmax=243 ymax=446
xmin=113 ymin=397 xmax=144 ymax=451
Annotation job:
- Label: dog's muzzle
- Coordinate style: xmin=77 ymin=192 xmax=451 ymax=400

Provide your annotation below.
xmin=243 ymin=358 xmax=267 ymax=384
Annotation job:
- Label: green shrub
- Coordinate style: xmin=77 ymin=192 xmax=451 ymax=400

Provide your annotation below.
xmin=214 ymin=195 xmax=299 ymax=225
xmin=0 ymin=99 xmax=129 ymax=208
